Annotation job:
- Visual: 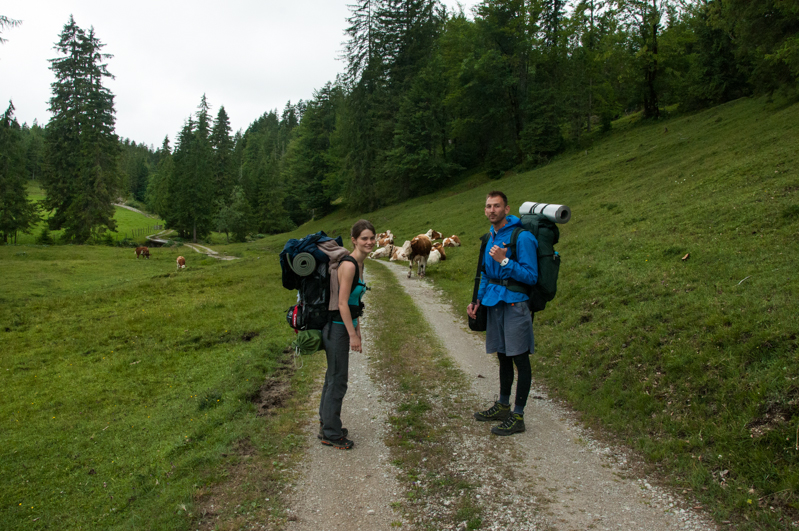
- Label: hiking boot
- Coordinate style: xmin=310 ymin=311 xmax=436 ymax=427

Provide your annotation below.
xmin=318 ymin=426 xmax=348 ymax=440
xmin=491 ymin=413 xmax=526 ymax=436
xmin=474 ymin=401 xmax=510 ymax=422
xmin=320 ymin=436 xmax=354 ymax=450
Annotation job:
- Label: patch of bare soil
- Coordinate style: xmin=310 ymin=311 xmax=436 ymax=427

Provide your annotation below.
xmin=252 ymin=359 xmax=295 ymax=417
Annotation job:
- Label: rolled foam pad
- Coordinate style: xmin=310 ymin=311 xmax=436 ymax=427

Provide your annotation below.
xmin=519 ymin=201 xmax=571 ymax=224
xmin=291 ymin=252 xmax=316 ymax=277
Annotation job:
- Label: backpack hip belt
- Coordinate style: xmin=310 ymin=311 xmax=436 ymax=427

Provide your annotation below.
xmin=488 ymin=277 xmax=530 ymax=293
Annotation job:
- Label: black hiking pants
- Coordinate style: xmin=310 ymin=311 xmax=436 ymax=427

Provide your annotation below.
xmin=319 ymin=322 xmax=350 ymax=439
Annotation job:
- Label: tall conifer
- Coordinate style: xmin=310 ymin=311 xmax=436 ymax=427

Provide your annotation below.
xmin=42 ymin=16 xmax=119 ymax=242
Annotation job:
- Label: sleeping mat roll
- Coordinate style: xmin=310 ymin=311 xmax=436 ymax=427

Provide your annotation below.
xmin=519 ymin=201 xmax=571 ymax=224
xmin=291 ymin=252 xmax=317 ymax=277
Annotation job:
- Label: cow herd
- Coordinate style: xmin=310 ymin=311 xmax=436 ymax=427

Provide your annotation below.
xmin=135 ymin=245 xmax=187 ymax=271
xmin=369 ymin=229 xmax=461 ymax=279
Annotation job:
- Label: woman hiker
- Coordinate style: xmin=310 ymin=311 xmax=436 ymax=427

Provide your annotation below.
xmin=318 ymin=220 xmax=376 ymax=449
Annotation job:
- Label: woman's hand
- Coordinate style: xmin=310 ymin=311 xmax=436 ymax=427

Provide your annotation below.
xmin=349 ymin=332 xmax=362 ymax=352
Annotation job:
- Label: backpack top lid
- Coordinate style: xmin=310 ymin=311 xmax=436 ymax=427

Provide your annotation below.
xmin=517 ymin=214 xmax=559 ymax=255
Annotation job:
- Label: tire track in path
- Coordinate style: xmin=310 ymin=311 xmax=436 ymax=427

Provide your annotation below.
xmin=379 ymin=260 xmax=718 ymax=531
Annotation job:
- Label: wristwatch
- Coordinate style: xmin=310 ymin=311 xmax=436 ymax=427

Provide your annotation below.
xmin=500 ymin=257 xmax=510 ymax=267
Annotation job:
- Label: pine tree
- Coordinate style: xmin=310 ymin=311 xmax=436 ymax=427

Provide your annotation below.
xmin=145 ymin=136 xmax=172 ymax=219
xmin=0 ymin=15 xmax=21 ymax=46
xmin=0 ymin=102 xmax=40 ymax=243
xmin=211 ymin=106 xmax=234 ymax=200
xmin=42 ymin=16 xmax=120 ymax=242
xmin=168 ymin=96 xmax=215 ymax=242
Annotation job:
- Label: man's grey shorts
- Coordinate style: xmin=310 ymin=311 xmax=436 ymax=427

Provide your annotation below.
xmin=485 ymin=301 xmax=534 ymax=356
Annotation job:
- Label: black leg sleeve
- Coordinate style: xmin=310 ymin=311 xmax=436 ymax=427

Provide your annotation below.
xmin=497 ymin=352 xmax=514 ymax=397
xmin=513 ymin=353 xmax=532 ymax=409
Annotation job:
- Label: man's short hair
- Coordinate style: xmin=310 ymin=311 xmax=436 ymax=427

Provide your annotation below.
xmin=486 ymin=190 xmax=508 ymax=207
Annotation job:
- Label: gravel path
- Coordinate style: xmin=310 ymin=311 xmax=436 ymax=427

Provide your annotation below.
xmin=381 ymin=261 xmax=718 ymax=531
xmin=284 ymin=274 xmax=407 ymax=530
xmin=284 ymin=260 xmax=719 ymax=530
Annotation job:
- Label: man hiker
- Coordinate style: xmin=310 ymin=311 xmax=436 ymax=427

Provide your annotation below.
xmin=467 ymin=191 xmax=538 ymax=436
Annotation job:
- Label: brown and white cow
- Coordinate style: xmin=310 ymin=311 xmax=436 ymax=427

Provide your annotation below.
xmin=425 ymin=229 xmax=442 ymax=241
xmin=408 ymin=234 xmax=432 ymax=278
xmin=375 ymin=230 xmax=394 ymax=247
xmin=377 ymin=234 xmax=394 ymax=247
xmin=390 ymin=240 xmax=412 ymax=262
xmin=176 ymin=256 xmax=186 ymax=270
xmin=135 ymin=246 xmax=150 ymax=259
xmin=442 ymin=235 xmax=461 ymax=247
xmin=432 ymin=241 xmax=447 ymax=260
xmin=370 ymin=244 xmax=395 ymax=259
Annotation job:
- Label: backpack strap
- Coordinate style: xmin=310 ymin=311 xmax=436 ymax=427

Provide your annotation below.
xmin=340 ymin=255 xmax=360 ymax=289
xmin=496 ymin=226 xmax=532 ymax=293
xmin=472 ymin=233 xmax=490 ymax=303
xmin=331 ymin=255 xmax=364 ymax=322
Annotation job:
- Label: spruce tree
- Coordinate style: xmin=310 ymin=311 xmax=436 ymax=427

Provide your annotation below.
xmin=0 ymin=15 xmax=21 ymax=46
xmin=145 ymin=136 xmax=172 ymax=219
xmin=42 ymin=17 xmax=120 ymax=242
xmin=211 ymin=106 xmax=234 ymax=200
xmin=0 ymin=102 xmax=40 ymax=243
xmin=168 ymin=96 xmax=215 ymax=242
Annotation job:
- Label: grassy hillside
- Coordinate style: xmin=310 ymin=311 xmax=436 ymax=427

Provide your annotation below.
xmin=279 ymin=95 xmax=799 ymax=528
xmin=16 ymin=181 xmax=165 ymax=245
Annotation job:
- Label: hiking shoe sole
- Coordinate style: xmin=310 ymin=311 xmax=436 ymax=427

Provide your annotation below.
xmin=320 ymin=436 xmax=354 ymax=450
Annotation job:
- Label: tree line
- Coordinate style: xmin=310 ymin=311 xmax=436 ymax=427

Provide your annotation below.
xmin=2 ymin=2 xmax=797 ymax=244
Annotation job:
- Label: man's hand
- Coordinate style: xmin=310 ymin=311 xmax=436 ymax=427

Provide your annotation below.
xmin=489 ymin=244 xmax=508 ymax=263
xmin=467 ymin=301 xmax=481 ymax=319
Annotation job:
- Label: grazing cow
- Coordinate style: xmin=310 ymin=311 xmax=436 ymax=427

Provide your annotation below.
xmin=370 ymin=244 xmax=395 ymax=259
xmin=442 ymin=235 xmax=461 ymax=247
xmin=135 ymin=246 xmax=150 ymax=259
xmin=425 ymin=229 xmax=442 ymax=241
xmin=408 ymin=234 xmax=432 ymax=278
xmin=176 ymin=256 xmax=186 ymax=270
xmin=432 ymin=241 xmax=447 ymax=260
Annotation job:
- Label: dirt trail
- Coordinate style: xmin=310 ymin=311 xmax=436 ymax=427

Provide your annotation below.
xmin=379 ymin=261 xmax=718 ymax=531
xmin=285 ymin=270 xmax=406 ymax=530
xmin=145 ymin=229 xmax=237 ymax=261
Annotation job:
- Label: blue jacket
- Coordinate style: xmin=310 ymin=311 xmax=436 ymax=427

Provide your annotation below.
xmin=477 ymin=215 xmax=538 ymax=307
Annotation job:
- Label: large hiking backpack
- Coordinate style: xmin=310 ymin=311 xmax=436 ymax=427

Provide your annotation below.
xmin=480 ymin=213 xmax=561 ymax=314
xmin=280 ymin=231 xmax=361 ymax=331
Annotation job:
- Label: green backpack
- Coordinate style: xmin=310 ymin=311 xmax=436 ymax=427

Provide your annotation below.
xmin=485 ymin=213 xmax=561 ymax=313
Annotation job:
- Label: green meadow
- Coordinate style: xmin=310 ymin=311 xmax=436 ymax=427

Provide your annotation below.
xmin=2 ymin=95 xmax=798 ymax=529
xmin=14 ymin=181 xmax=165 ymax=246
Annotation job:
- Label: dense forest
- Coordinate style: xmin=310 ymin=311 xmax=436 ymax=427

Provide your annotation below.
xmin=1 ymin=0 xmax=798 ymax=243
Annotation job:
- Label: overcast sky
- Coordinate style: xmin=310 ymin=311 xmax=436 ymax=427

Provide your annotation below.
xmin=1 ymin=0 xmax=479 ymax=149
